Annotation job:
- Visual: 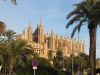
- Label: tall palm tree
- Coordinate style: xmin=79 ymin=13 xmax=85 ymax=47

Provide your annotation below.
xmin=0 ymin=21 xmax=6 ymax=35
xmin=0 ymin=30 xmax=34 ymax=75
xmin=66 ymin=0 xmax=100 ymax=75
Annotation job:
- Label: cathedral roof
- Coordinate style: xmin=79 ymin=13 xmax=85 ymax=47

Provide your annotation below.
xmin=33 ymin=25 xmax=39 ymax=35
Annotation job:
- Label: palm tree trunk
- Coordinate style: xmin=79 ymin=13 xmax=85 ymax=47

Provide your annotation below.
xmin=3 ymin=57 xmax=14 ymax=75
xmin=8 ymin=58 xmax=14 ymax=75
xmin=89 ymin=28 xmax=96 ymax=75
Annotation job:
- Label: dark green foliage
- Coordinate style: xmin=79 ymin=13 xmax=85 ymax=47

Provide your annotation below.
xmin=48 ymin=50 xmax=53 ymax=61
xmin=73 ymin=53 xmax=89 ymax=73
xmin=56 ymin=50 xmax=63 ymax=61
xmin=64 ymin=53 xmax=89 ymax=74
xmin=14 ymin=57 xmax=66 ymax=75
xmin=53 ymin=51 xmax=63 ymax=69
xmin=53 ymin=57 xmax=63 ymax=69
xmin=36 ymin=65 xmax=66 ymax=75
xmin=37 ymin=57 xmax=52 ymax=67
xmin=63 ymin=56 xmax=71 ymax=71
xmin=96 ymin=68 xmax=100 ymax=74
xmin=0 ymin=30 xmax=34 ymax=75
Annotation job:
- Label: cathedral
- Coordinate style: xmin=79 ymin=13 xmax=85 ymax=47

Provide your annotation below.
xmin=17 ymin=18 xmax=85 ymax=59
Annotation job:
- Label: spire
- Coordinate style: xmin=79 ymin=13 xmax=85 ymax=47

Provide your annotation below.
xmin=23 ymin=28 xmax=25 ymax=33
xmin=37 ymin=24 xmax=38 ymax=28
xmin=39 ymin=17 xmax=43 ymax=27
xmin=51 ymin=30 xmax=54 ymax=36
xmin=28 ymin=21 xmax=32 ymax=29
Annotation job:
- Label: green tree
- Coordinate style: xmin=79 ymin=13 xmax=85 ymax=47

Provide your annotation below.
xmin=79 ymin=53 xmax=89 ymax=69
xmin=53 ymin=50 xmax=63 ymax=69
xmin=48 ymin=50 xmax=53 ymax=61
xmin=36 ymin=57 xmax=66 ymax=75
xmin=63 ymin=53 xmax=89 ymax=74
xmin=74 ymin=53 xmax=89 ymax=74
xmin=56 ymin=50 xmax=63 ymax=61
xmin=37 ymin=57 xmax=52 ymax=67
xmin=0 ymin=30 xmax=33 ymax=75
xmin=63 ymin=56 xmax=71 ymax=71
xmin=66 ymin=0 xmax=100 ymax=75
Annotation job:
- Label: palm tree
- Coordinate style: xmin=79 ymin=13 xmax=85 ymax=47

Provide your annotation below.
xmin=0 ymin=30 xmax=34 ymax=75
xmin=0 ymin=21 xmax=6 ymax=35
xmin=66 ymin=0 xmax=100 ymax=75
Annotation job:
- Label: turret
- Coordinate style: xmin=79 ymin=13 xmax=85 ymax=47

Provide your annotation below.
xmin=39 ymin=17 xmax=43 ymax=28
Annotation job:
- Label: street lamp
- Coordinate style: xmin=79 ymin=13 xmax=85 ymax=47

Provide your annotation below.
xmin=72 ymin=40 xmax=74 ymax=75
xmin=78 ymin=33 xmax=81 ymax=75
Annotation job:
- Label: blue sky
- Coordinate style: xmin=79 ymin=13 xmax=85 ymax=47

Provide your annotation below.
xmin=0 ymin=0 xmax=100 ymax=58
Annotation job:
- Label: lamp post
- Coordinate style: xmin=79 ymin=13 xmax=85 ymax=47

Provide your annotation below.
xmin=72 ymin=40 xmax=74 ymax=75
xmin=78 ymin=33 xmax=81 ymax=75
xmin=72 ymin=50 xmax=74 ymax=75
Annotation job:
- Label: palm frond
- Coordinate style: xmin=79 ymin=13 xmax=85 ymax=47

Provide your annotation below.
xmin=5 ymin=30 xmax=16 ymax=40
xmin=67 ymin=9 xmax=79 ymax=19
xmin=66 ymin=0 xmax=100 ymax=38
xmin=13 ymin=39 xmax=33 ymax=57
xmin=99 ymin=23 xmax=100 ymax=27
xmin=71 ymin=25 xmax=79 ymax=38
xmin=77 ymin=19 xmax=87 ymax=33
xmin=66 ymin=15 xmax=81 ymax=28
xmin=66 ymin=17 xmax=77 ymax=28
xmin=66 ymin=1 xmax=89 ymax=29
xmin=71 ymin=19 xmax=86 ymax=38
xmin=13 ymin=40 xmax=27 ymax=53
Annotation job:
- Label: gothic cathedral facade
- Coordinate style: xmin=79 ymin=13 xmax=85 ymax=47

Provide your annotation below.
xmin=17 ymin=18 xmax=85 ymax=59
